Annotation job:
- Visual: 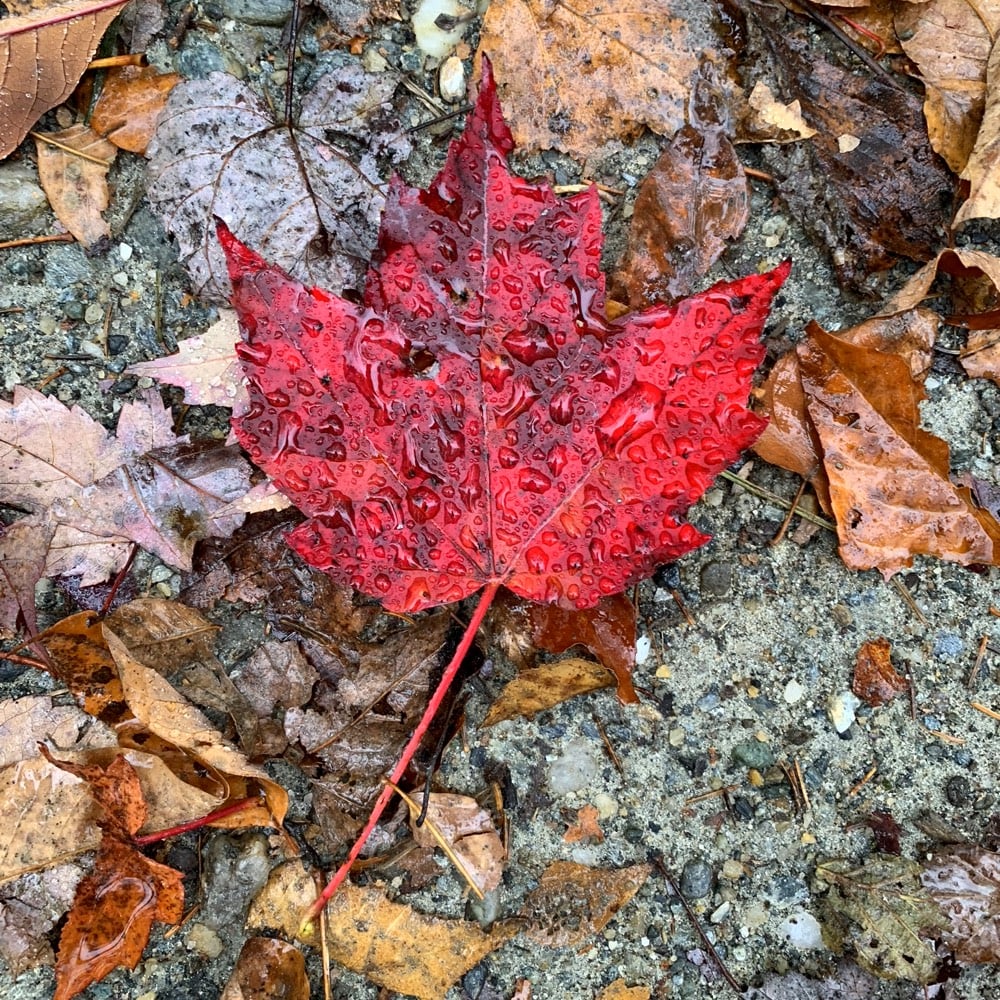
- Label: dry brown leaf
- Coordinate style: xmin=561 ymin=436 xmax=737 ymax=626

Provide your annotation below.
xmin=476 ymin=0 xmax=712 ymax=159
xmin=89 ymin=65 xmax=181 ymax=155
xmin=961 ymin=330 xmax=1000 ymax=384
xmin=484 ymin=657 xmax=615 ymax=725
xmin=610 ymin=66 xmax=748 ymax=307
xmin=885 ymin=247 xmax=1000 ymax=313
xmin=563 ymin=803 xmax=604 ymax=844
xmin=597 ymin=981 xmax=650 ymax=1000
xmin=0 ymin=865 xmax=82 ymax=975
xmin=219 ymin=937 xmax=309 ymax=1000
xmin=956 ymin=35 xmax=1000 ymax=222
xmin=520 ymin=861 xmax=651 ymax=948
xmin=851 ymin=638 xmax=909 ymax=707
xmin=103 ymin=629 xmax=289 ymax=828
xmin=0 ymin=0 xmax=131 ymax=159
xmin=895 ymin=0 xmax=1000 ymax=173
xmin=34 ymin=124 xmax=116 ymax=246
xmin=0 ymin=694 xmax=90 ymax=768
xmin=408 ymin=792 xmax=505 ymax=895
xmin=126 ymin=311 xmax=245 ymax=408
xmin=798 ymin=327 xmax=1000 ymax=577
xmin=0 ymin=749 xmax=220 ymax=880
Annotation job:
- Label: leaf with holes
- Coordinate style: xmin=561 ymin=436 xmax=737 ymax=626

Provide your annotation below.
xmin=220 ymin=61 xmax=788 ymax=616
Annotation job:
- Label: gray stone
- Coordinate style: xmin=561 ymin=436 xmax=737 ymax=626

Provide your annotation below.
xmin=731 ymin=739 xmax=776 ymax=770
xmin=699 ymin=560 xmax=733 ymax=597
xmin=221 ymin=0 xmax=292 ymax=26
xmin=0 ymin=163 xmax=49 ymax=241
xmin=678 ymin=858 xmax=713 ymax=899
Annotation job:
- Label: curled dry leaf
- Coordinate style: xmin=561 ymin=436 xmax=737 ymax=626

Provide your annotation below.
xmin=956 ymin=35 xmax=1000 ymax=223
xmin=408 ymin=792 xmax=505 ymax=895
xmin=89 ymin=65 xmax=181 ymax=155
xmin=126 ymin=310 xmax=245 ymax=408
xmin=219 ymin=937 xmax=309 ymax=1000
xmin=798 ymin=327 xmax=1000 ymax=577
xmin=610 ymin=64 xmax=749 ymax=309
xmin=34 ymin=124 xmax=116 ymax=247
xmin=921 ymin=845 xmax=1000 ymax=963
xmin=146 ymin=63 xmax=410 ymax=301
xmin=519 ymin=860 xmax=651 ymax=948
xmin=476 ymin=0 xmax=717 ymax=159
xmin=0 ymin=0 xmax=131 ymax=159
xmin=895 ymin=0 xmax=1000 ymax=173
xmin=852 ymin=638 xmax=908 ymax=708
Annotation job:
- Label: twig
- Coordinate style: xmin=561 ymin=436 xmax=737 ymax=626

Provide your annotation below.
xmin=719 ymin=469 xmax=834 ymax=530
xmin=30 ymin=131 xmax=113 ymax=166
xmin=305 ymin=582 xmax=501 ymax=924
xmin=88 ymin=53 xmax=146 ymax=69
xmin=967 ymin=635 xmax=989 ymax=688
xmin=134 ymin=796 xmax=259 ymax=845
xmin=891 ymin=576 xmax=929 ymax=625
xmin=970 ymin=701 xmax=1000 ymax=721
xmin=796 ymin=0 xmax=901 ymax=87
xmin=769 ymin=477 xmax=808 ymax=546
xmin=847 ymin=764 xmax=877 ymax=798
xmin=744 ymin=166 xmax=776 ymax=184
xmin=97 ymin=543 xmax=137 ymax=618
xmin=0 ymin=234 xmax=74 ymax=250
xmin=685 ymin=785 xmax=738 ymax=806
xmin=592 ymin=713 xmax=625 ymax=776
xmin=650 ymin=854 xmax=745 ymax=994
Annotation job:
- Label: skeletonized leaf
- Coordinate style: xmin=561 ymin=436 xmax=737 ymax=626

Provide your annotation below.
xmin=0 ymin=0 xmax=131 ymax=159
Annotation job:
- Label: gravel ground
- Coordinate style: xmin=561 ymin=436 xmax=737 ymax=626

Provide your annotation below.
xmin=1 ymin=1 xmax=999 ymax=999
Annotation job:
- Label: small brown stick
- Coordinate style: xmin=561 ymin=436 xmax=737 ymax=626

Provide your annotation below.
xmin=967 ymin=635 xmax=989 ymax=688
xmin=970 ymin=701 xmax=1000 ymax=721
xmin=0 ymin=233 xmax=74 ymax=250
xmin=847 ymin=763 xmax=877 ymax=798
xmin=36 ymin=366 xmax=69 ymax=389
xmin=88 ymin=53 xmax=146 ymax=69
xmin=592 ymin=712 xmax=625 ymax=776
xmin=744 ymin=166 xmax=776 ymax=184
xmin=990 ymin=607 xmax=1000 ymax=618
xmin=905 ymin=662 xmax=917 ymax=721
xmin=797 ymin=0 xmax=901 ymax=86
xmin=670 ymin=588 xmax=696 ymax=626
xmin=719 ymin=469 xmax=834 ymax=530
xmin=924 ymin=727 xmax=965 ymax=746
xmin=650 ymin=854 xmax=745 ymax=995
xmin=685 ymin=784 xmax=738 ymax=806
xmin=0 ymin=651 xmax=51 ymax=671
xmin=891 ymin=576 xmax=929 ymax=625
xmin=30 ymin=131 xmax=113 ymax=166
xmin=794 ymin=757 xmax=810 ymax=811
xmin=770 ymin=477 xmax=808 ymax=546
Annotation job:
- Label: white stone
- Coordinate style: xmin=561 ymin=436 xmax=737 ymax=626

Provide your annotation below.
xmin=118 ymin=243 xmax=133 ymax=261
xmin=783 ymin=679 xmax=804 ymax=704
xmin=827 ymin=690 xmax=861 ymax=734
xmin=439 ymin=55 xmax=466 ymax=102
xmin=635 ymin=635 xmax=651 ymax=665
xmin=779 ymin=910 xmax=825 ymax=950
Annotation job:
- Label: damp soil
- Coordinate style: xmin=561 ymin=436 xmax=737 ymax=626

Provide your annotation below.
xmin=1 ymin=2 xmax=1000 ymax=999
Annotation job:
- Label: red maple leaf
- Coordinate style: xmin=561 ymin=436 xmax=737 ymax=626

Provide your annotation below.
xmin=219 ymin=60 xmax=787 ymax=912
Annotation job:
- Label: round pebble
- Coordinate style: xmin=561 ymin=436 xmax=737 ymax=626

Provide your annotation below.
xmin=699 ymin=560 xmax=733 ymax=597
xmin=679 ymin=858 xmax=713 ymax=899
xmin=731 ymin=739 xmax=775 ymax=770
xmin=945 ymin=775 xmax=973 ymax=807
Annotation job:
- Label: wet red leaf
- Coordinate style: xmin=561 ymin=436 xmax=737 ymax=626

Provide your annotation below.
xmin=220 ymin=61 xmax=788 ymax=614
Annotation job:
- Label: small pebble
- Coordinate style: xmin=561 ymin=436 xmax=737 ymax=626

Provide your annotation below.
xmin=783 ymin=679 xmax=804 ymax=704
xmin=220 ymin=0 xmax=292 ymax=25
xmin=779 ymin=911 xmax=825 ymax=949
xmin=945 ymin=775 xmax=973 ymax=807
xmin=827 ymin=690 xmax=861 ymax=734
xmin=721 ymin=859 xmax=744 ymax=880
xmin=0 ymin=162 xmax=49 ymax=240
xmin=635 ymin=635 xmax=651 ymax=665
xmin=732 ymin=739 xmax=775 ymax=770
xmin=699 ymin=560 xmax=733 ymax=597
xmin=547 ymin=737 xmax=600 ymax=795
xmin=118 ymin=243 xmax=133 ymax=261
xmin=710 ymin=901 xmax=731 ymax=924
xmin=185 ymin=923 xmax=223 ymax=958
xmin=439 ymin=55 xmax=466 ymax=102
xmin=679 ymin=858 xmax=713 ymax=899
xmin=84 ymin=303 xmax=103 ymax=325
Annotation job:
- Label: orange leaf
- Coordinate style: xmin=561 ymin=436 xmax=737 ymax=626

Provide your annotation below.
xmin=90 ymin=65 xmax=181 ymax=154
xmin=852 ymin=638 xmax=909 ymax=708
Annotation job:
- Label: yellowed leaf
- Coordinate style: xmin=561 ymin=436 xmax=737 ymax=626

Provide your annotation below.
xmin=597 ymin=981 xmax=651 ymax=1000
xmin=34 ymin=123 xmax=115 ymax=246
xmin=0 ymin=0 xmax=131 ymax=159
xmin=956 ymin=37 xmax=1000 ymax=223
xmin=484 ymin=657 xmax=614 ymax=725
xmin=744 ymin=81 xmax=816 ymax=141
xmin=247 ymin=859 xmax=320 ymax=944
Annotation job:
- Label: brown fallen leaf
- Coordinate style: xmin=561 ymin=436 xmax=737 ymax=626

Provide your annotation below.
xmin=126 ymin=310 xmax=245 ymax=408
xmin=46 ymin=753 xmax=184 ymax=1000
xmin=962 ymin=330 xmax=1000 ymax=385
xmin=408 ymin=791 xmax=505 ymax=895
xmin=0 ymin=0 xmax=132 ymax=159
xmin=610 ymin=63 xmax=749 ymax=308
xmin=852 ymin=638 xmax=908 ymax=708
xmin=956 ymin=35 xmax=1000 ymax=223
xmin=476 ymin=0 xmax=713 ymax=159
xmin=0 ymin=693 xmax=90 ymax=768
xmin=246 ymin=859 xmax=320 ymax=943
xmin=895 ymin=0 xmax=1000 ymax=174
xmin=563 ymin=803 xmax=604 ymax=845
xmin=519 ymin=861 xmax=651 ymax=948
xmin=597 ymin=981 xmax=650 ymax=1000
xmin=89 ymin=64 xmax=181 ymax=155
xmin=219 ymin=937 xmax=310 ymax=1000
xmin=797 ymin=327 xmax=1000 ymax=577
xmin=484 ymin=657 xmax=615 ymax=725
xmin=33 ymin=124 xmax=116 ymax=247
xmin=921 ymin=845 xmax=1000 ymax=963
xmin=885 ymin=247 xmax=1000 ymax=314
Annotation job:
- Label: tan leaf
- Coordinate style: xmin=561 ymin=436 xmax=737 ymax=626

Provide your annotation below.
xmin=408 ymin=792 xmax=505 ymax=895
xmin=34 ymin=124 xmax=116 ymax=246
xmin=956 ymin=36 xmax=1000 ymax=222
xmin=895 ymin=0 xmax=1000 ymax=172
xmin=961 ymin=329 xmax=1000 ymax=384
xmin=246 ymin=859 xmax=320 ymax=944
xmin=742 ymin=81 xmax=817 ymax=142
xmin=89 ymin=65 xmax=181 ymax=155
xmin=103 ymin=629 xmax=288 ymax=827
xmin=126 ymin=311 xmax=246 ymax=408
xmin=476 ymin=0 xmax=710 ymax=159
xmin=0 ymin=0 xmax=132 ymax=160
xmin=0 ymin=694 xmax=90 ymax=768
xmin=597 ymin=981 xmax=651 ymax=1000
xmin=484 ymin=657 xmax=615 ymax=725
xmin=798 ymin=328 xmax=1000 ymax=578
xmin=563 ymin=803 xmax=604 ymax=844
xmin=219 ymin=937 xmax=310 ymax=1000
xmin=520 ymin=861 xmax=651 ymax=948
xmin=323 ymin=883 xmax=515 ymax=998
xmin=884 ymin=247 xmax=1000 ymax=312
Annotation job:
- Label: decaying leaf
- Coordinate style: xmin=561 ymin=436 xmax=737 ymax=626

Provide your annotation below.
xmin=797 ymin=327 xmax=1000 ymax=577
xmin=563 ymin=803 xmax=604 ymax=844
xmin=47 ymin=754 xmax=184 ymax=1000
xmin=961 ymin=330 xmax=1000 ymax=385
xmin=484 ymin=657 xmax=615 ymax=725
xmin=126 ymin=311 xmax=245 ymax=408
xmin=817 ymin=855 xmax=946 ymax=983
xmin=610 ymin=64 xmax=749 ymax=308
xmin=476 ymin=0 xmax=717 ymax=159
xmin=596 ymin=981 xmax=650 ymax=1000
xmin=739 ymin=81 xmax=816 ymax=143
xmin=146 ymin=63 xmax=410 ymax=301
xmin=519 ymin=860 xmax=651 ymax=948
xmin=219 ymin=937 xmax=310 ymax=1000
xmin=852 ymin=638 xmax=908 ymax=707
xmin=0 ymin=388 xmax=251 ymax=634
xmin=0 ymin=0 xmax=131 ymax=159
xmin=0 ymin=865 xmax=83 ymax=975
xmin=865 ymin=811 xmax=903 ymax=856
xmin=89 ymin=64 xmax=181 ymax=155
xmin=895 ymin=0 xmax=1000 ymax=173
xmin=922 ymin=844 xmax=1000 ymax=963
xmin=408 ymin=792 xmax=505 ymax=895
xmin=956 ymin=34 xmax=1000 ymax=223
xmin=0 ymin=693 xmax=90 ymax=768
xmin=752 ymin=4 xmax=953 ymax=291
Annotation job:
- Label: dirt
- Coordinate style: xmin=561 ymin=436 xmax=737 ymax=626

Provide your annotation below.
xmin=1 ymin=1 xmax=999 ymax=999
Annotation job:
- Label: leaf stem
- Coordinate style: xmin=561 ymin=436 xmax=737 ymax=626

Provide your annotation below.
xmin=305 ymin=581 xmax=501 ymax=924
xmin=133 ymin=796 xmax=258 ymax=846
